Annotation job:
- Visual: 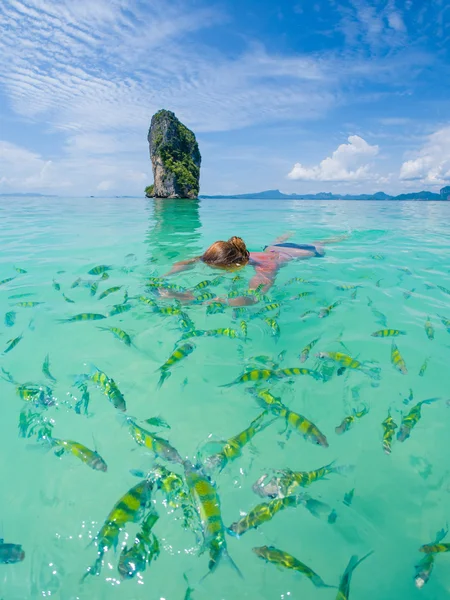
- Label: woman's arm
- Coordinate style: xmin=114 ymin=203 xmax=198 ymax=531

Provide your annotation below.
xmin=164 ymin=257 xmax=200 ymax=276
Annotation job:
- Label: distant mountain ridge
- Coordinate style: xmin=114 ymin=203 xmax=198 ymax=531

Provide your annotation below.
xmin=201 ymin=189 xmax=447 ymax=200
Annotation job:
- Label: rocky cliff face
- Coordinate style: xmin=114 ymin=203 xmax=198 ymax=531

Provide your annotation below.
xmin=147 ymin=110 xmax=201 ymax=199
xmin=440 ymin=186 xmax=450 ymax=200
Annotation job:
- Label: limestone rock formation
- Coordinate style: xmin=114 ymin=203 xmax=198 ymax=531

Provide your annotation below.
xmin=440 ymin=186 xmax=450 ymax=200
xmin=147 ymin=110 xmax=201 ymax=199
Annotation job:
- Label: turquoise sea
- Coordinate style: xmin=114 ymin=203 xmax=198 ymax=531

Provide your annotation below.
xmin=1 ymin=196 xmax=450 ymax=600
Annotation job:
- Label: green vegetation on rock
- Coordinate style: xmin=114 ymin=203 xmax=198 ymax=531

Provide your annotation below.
xmin=145 ymin=184 xmax=154 ymax=198
xmin=148 ymin=110 xmax=201 ymax=199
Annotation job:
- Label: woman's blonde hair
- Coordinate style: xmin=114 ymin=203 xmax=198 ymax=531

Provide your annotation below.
xmin=201 ymin=236 xmax=250 ymax=268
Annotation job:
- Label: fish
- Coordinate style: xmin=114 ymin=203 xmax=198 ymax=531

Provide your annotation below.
xmin=74 ymin=383 xmax=90 ymax=415
xmin=1 ymin=367 xmax=16 ymax=384
xmin=108 ymin=303 xmax=132 ymax=316
xmin=52 ymin=280 xmax=61 ymax=291
xmin=419 ymin=543 xmax=450 ymax=554
xmin=437 ymin=284 xmax=450 ymax=296
xmin=300 ymin=309 xmax=316 ymax=319
xmin=251 ymin=389 xmax=328 ymax=446
xmin=14 ymin=267 xmax=27 ymax=273
xmin=438 ymin=314 xmax=450 ymax=331
xmin=414 ymin=554 xmax=435 ymax=589
xmin=419 ymin=357 xmax=429 ymax=377
xmin=228 ymin=496 xmax=301 ymax=538
xmin=97 ymin=326 xmax=132 ymax=346
xmin=250 ymin=303 xmax=282 ymax=319
xmin=82 ymin=479 xmax=153 ymax=579
xmin=252 ymin=546 xmax=333 ymax=588
xmin=398 ymin=266 xmax=412 ymax=275
xmin=375 ymin=279 xmax=382 ymax=288
xmin=60 ymin=313 xmax=106 ymax=323
xmin=145 ymin=416 xmax=171 ymax=429
xmin=371 ymin=254 xmax=385 ymax=260
xmin=118 ymin=510 xmax=159 ymax=579
xmin=371 ymin=307 xmax=387 ymax=326
xmin=71 ymin=277 xmax=81 ymax=288
xmin=291 ymin=291 xmax=314 ymax=299
xmin=318 ymin=300 xmax=341 ymax=318
xmin=240 ymin=320 xmax=248 ymax=340
xmin=179 ymin=329 xmax=206 ymax=341
xmin=255 ymin=461 xmax=349 ymax=499
xmin=317 ymin=351 xmax=362 ymax=370
xmin=127 ymin=419 xmax=183 ymax=464
xmin=42 ymin=354 xmax=57 ymax=383
xmin=424 ymin=317 xmax=434 ymax=340
xmin=183 ymin=460 xmax=241 ymax=577
xmin=4 ymin=335 xmax=23 ymax=354
xmin=0 ymin=541 xmax=25 ymax=564
xmin=391 ymin=342 xmax=407 ymax=374
xmin=88 ymin=265 xmax=112 ymax=275
xmin=158 ymin=343 xmax=195 ymax=388
xmin=335 ymin=408 xmax=369 ymax=435
xmin=403 ymin=288 xmax=415 ymax=300
xmin=98 ymin=286 xmax=122 ymax=300
xmin=206 ymin=302 xmax=226 ymax=315
xmin=47 ymin=437 xmax=107 ymax=471
xmin=336 ymin=284 xmax=360 ymax=291
xmin=62 ymin=293 xmax=75 ymax=303
xmin=204 ymin=328 xmax=240 ymax=339
xmin=17 ymin=384 xmax=54 ymax=407
xmin=177 ymin=312 xmax=195 ymax=333
xmin=232 ymin=307 xmax=249 ymax=319
xmin=204 ymin=412 xmax=270 ymax=472
xmin=82 ymin=367 xmax=126 ymax=412
xmin=138 ymin=295 xmax=158 ymax=307
xmin=147 ymin=277 xmax=166 ymax=284
xmin=403 ymin=388 xmax=414 ymax=405
xmin=264 ymin=318 xmax=280 ymax=339
xmin=157 ymin=283 xmax=187 ymax=293
xmin=4 ymin=311 xmax=16 ymax=327
xmin=336 ymin=552 xmax=373 ymax=600
xmin=193 ymin=292 xmax=216 ymax=304
xmin=15 ymin=301 xmax=43 ymax=307
xmin=90 ymin=282 xmax=98 ymax=296
xmin=351 ymin=289 xmax=358 ymax=299
xmin=154 ymin=306 xmax=181 ymax=316
xmin=0 ymin=276 xmax=16 ymax=286
xmin=222 ymin=369 xmax=278 ymax=387
xmin=192 ymin=280 xmax=212 ymax=291
xmin=397 ymin=398 xmax=439 ymax=442
xmin=343 ymin=488 xmax=355 ymax=507
xmin=381 ymin=413 xmax=398 ymax=455
xmin=371 ymin=329 xmax=406 ymax=337
xmin=285 ymin=277 xmax=314 ymax=285
xmin=210 ymin=276 xmax=223 ymax=286
xmin=299 ymin=337 xmax=320 ymax=362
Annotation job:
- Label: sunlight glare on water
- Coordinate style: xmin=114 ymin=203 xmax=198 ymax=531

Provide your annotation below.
xmin=0 ymin=197 xmax=450 ymax=599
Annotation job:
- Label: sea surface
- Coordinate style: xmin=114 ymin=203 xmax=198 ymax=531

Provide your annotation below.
xmin=0 ymin=196 xmax=449 ymax=600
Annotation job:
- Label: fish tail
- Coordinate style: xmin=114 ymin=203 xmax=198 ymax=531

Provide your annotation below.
xmin=351 ymin=550 xmax=374 ymax=572
xmin=224 ymin=549 xmax=244 ymax=579
xmin=73 ymin=374 xmax=89 ymax=388
xmin=331 ymin=463 xmax=355 ymax=476
xmin=311 ymin=574 xmax=336 ymax=589
xmin=157 ymin=369 xmax=171 ymax=389
xmin=422 ymin=397 xmax=440 ymax=405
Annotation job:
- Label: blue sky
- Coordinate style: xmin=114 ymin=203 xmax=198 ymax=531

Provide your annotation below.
xmin=0 ymin=0 xmax=449 ymax=196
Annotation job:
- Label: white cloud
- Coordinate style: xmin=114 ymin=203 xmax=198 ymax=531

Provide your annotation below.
xmin=399 ymin=126 xmax=450 ymax=184
xmin=287 ymin=135 xmax=379 ymax=182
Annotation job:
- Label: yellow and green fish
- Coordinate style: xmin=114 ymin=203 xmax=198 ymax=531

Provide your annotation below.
xmin=335 ymin=408 xmax=369 ymax=435
xmin=118 ymin=510 xmax=159 ymax=579
xmin=228 ymin=496 xmax=300 ymax=538
xmin=252 ymin=545 xmax=333 ymax=588
xmin=82 ymin=367 xmax=126 ymax=412
xmin=336 ymin=552 xmax=373 ymax=600
xmin=438 ymin=314 xmax=450 ymax=332
xmin=371 ymin=329 xmax=406 ymax=337
xmin=108 ymin=303 xmax=132 ymax=316
xmin=264 ymin=317 xmax=280 ymax=339
xmin=15 ymin=301 xmax=43 ymax=308
xmin=88 ymin=265 xmax=112 ymax=275
xmin=60 ymin=312 xmax=106 ymax=323
xmin=127 ymin=419 xmax=183 ymax=464
xmin=82 ymin=479 xmax=153 ymax=579
xmin=0 ymin=276 xmax=15 ymax=286
xmin=318 ymin=300 xmax=341 ymax=318
xmin=206 ymin=302 xmax=225 ymax=315
xmin=391 ymin=342 xmax=408 ymax=374
xmin=424 ymin=317 xmax=434 ymax=340
xmin=48 ymin=437 xmax=107 ymax=471
xmin=98 ymin=286 xmax=122 ymax=300
xmin=381 ymin=412 xmax=397 ymax=455
xmin=205 ymin=328 xmax=240 ymax=339
xmin=419 ymin=357 xmax=429 ymax=377
xmin=317 ymin=351 xmax=362 ymax=369
xmin=158 ymin=343 xmax=195 ymax=388
xmin=97 ymin=326 xmax=132 ymax=346
xmin=222 ymin=368 xmax=278 ymax=387
xmin=299 ymin=337 xmax=320 ymax=362
xmin=397 ymin=398 xmax=439 ymax=442
xmin=276 ymin=366 xmax=322 ymax=381
xmin=183 ymin=460 xmax=241 ymax=577
xmin=204 ymin=412 xmax=270 ymax=472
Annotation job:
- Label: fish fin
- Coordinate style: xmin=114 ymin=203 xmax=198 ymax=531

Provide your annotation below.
xmin=129 ymin=468 xmax=147 ymax=478
xmin=72 ymin=374 xmax=89 ymax=388
xmin=422 ymin=397 xmax=440 ymax=405
xmin=157 ymin=370 xmax=171 ymax=389
xmin=54 ymin=448 xmax=65 ymax=458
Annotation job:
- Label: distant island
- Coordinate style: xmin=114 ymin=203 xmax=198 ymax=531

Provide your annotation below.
xmin=202 ymin=187 xmax=450 ymax=201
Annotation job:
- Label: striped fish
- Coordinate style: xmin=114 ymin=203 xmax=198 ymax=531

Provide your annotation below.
xmin=397 ymin=398 xmax=439 ymax=442
xmin=48 ymin=438 xmax=107 ymax=471
xmin=228 ymin=496 xmax=299 ymax=538
xmin=158 ymin=343 xmax=195 ymax=388
xmin=391 ymin=342 xmax=408 ymax=374
xmin=381 ymin=413 xmax=397 ymax=455
xmin=336 ymin=552 xmax=374 ymax=600
xmin=108 ymin=303 xmax=132 ymax=316
xmin=264 ymin=317 xmax=280 ymax=339
xmin=318 ymin=300 xmax=341 ymax=318
xmin=424 ymin=317 xmax=434 ymax=340
xmin=97 ymin=326 xmax=132 ymax=346
xmin=4 ymin=335 xmax=23 ymax=354
xmin=193 ymin=292 xmax=216 ymax=304
xmin=299 ymin=337 xmax=320 ymax=362
xmin=206 ymin=302 xmax=226 ymax=315
xmin=335 ymin=408 xmax=368 ymax=435
xmin=192 ymin=280 xmax=212 ymax=291
xmin=83 ymin=368 xmax=126 ymax=412
xmin=221 ymin=369 xmax=279 ymax=387
xmin=98 ymin=286 xmax=122 ymax=301
xmin=291 ymin=291 xmax=314 ymax=300
xmin=60 ymin=313 xmax=106 ymax=323
xmin=240 ymin=320 xmax=248 ymax=340
xmin=184 ymin=460 xmax=241 ymax=577
xmin=0 ymin=277 xmax=15 ymax=286
xmin=276 ymin=367 xmax=322 ymax=381
xmin=82 ymin=479 xmax=153 ymax=579
xmin=62 ymin=293 xmax=75 ymax=303
xmin=15 ymin=302 xmax=43 ymax=307
xmin=117 ymin=510 xmax=159 ymax=579
xmin=88 ymin=265 xmax=112 ymax=275
xmin=437 ymin=285 xmax=450 ymax=296
xmin=371 ymin=329 xmax=406 ymax=337
xmin=127 ymin=419 xmax=182 ymax=464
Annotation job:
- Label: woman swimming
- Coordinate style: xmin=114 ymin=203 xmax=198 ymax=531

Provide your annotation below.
xmin=164 ymin=233 xmax=346 ymax=305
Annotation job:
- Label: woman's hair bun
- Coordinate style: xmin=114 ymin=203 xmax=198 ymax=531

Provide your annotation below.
xmin=228 ymin=236 xmax=249 ymax=259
